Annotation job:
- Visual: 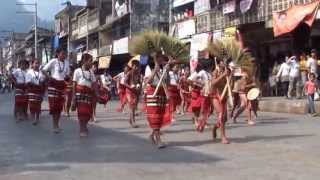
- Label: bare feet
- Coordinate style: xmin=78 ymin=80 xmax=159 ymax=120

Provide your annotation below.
xmin=221 ymin=137 xmax=230 ymax=144
xmin=80 ymin=132 xmax=88 ymax=137
xmin=248 ymin=121 xmax=256 ymax=126
xmin=149 ymin=134 xmax=156 ymax=144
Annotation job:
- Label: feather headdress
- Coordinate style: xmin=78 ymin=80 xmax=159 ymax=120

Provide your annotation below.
xmin=129 ymin=30 xmax=190 ymax=63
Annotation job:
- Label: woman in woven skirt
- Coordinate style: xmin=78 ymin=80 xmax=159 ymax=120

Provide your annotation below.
xmin=72 ymin=53 xmax=96 ymax=137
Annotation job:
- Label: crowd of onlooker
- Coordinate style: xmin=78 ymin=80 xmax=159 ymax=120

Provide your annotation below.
xmin=268 ymin=49 xmax=319 ymax=116
xmin=0 ymin=73 xmax=12 ymax=94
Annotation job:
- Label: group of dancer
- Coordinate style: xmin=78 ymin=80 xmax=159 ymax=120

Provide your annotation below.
xmin=10 ymin=46 xmax=259 ymax=148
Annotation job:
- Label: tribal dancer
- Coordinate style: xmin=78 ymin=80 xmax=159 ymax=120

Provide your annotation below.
xmin=72 ymin=54 xmax=96 ymax=137
xmin=168 ymin=64 xmax=181 ymax=120
xmin=64 ymin=66 xmax=74 ymax=118
xmin=26 ymin=59 xmax=45 ymax=125
xmin=114 ymin=65 xmax=129 ymax=113
xmin=42 ymin=47 xmax=70 ymax=134
xmin=11 ymin=60 xmax=29 ymax=122
xmin=211 ymin=60 xmax=231 ymax=144
xmin=232 ymin=73 xmax=257 ymax=125
xmin=98 ymin=70 xmax=112 ymax=110
xmin=188 ymin=66 xmax=202 ymax=126
xmin=145 ymin=55 xmax=172 ymax=148
xmin=123 ymin=60 xmax=141 ymax=128
xmin=179 ymin=66 xmax=191 ymax=115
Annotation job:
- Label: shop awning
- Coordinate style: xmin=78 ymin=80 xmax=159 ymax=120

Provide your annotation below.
xmin=273 ymin=1 xmax=320 ymax=37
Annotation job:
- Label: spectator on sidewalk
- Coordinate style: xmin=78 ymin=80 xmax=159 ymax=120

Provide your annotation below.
xmin=288 ymin=56 xmax=301 ymax=99
xmin=299 ymin=53 xmax=308 ymax=94
xmin=307 ymin=49 xmax=318 ymax=78
xmin=277 ymin=57 xmax=291 ymax=98
xmin=304 ymin=73 xmax=319 ymax=117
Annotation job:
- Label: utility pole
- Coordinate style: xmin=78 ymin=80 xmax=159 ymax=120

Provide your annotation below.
xmin=16 ymin=0 xmax=38 ymax=59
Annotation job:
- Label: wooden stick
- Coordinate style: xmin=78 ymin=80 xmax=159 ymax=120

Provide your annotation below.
xmin=226 ymin=76 xmax=234 ymax=107
xmin=152 ymin=65 xmax=169 ymax=97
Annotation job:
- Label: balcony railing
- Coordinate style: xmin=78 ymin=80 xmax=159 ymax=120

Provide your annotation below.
xmin=88 ymin=9 xmax=99 ymax=31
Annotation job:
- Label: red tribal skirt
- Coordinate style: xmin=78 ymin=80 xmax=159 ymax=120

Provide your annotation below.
xmin=212 ymin=93 xmax=227 ymax=128
xmin=189 ymin=87 xmax=202 ymax=113
xmin=76 ymin=85 xmax=94 ymax=122
xmin=27 ymin=85 xmax=44 ymax=114
xmin=98 ymin=87 xmax=110 ymax=105
xmin=15 ymin=84 xmax=28 ymax=109
xmin=126 ymin=87 xmax=139 ymax=109
xmin=118 ymin=84 xmax=127 ymax=105
xmin=145 ymin=85 xmax=172 ymax=130
xmin=197 ymin=95 xmax=213 ymax=132
xmin=48 ymin=79 xmax=65 ymax=114
xmin=168 ymin=85 xmax=181 ymax=113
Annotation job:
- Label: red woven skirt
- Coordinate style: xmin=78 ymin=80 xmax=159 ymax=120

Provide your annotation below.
xmin=145 ymin=86 xmax=172 ymax=130
xmin=197 ymin=95 xmax=213 ymax=132
xmin=126 ymin=87 xmax=139 ymax=109
xmin=189 ymin=88 xmax=202 ymax=113
xmin=48 ymin=79 xmax=65 ymax=114
xmin=168 ymin=85 xmax=181 ymax=113
xmin=98 ymin=87 xmax=110 ymax=105
xmin=118 ymin=84 xmax=127 ymax=104
xmin=15 ymin=84 xmax=28 ymax=109
xmin=76 ymin=85 xmax=93 ymax=122
xmin=28 ymin=85 xmax=44 ymax=114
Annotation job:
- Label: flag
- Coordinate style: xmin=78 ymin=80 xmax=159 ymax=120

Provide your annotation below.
xmin=273 ymin=1 xmax=320 ymax=37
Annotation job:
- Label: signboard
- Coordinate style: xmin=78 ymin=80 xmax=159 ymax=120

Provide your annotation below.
xmin=113 ymin=37 xmax=129 ymax=55
xmin=177 ymin=19 xmax=196 ymax=39
xmin=190 ymin=33 xmax=209 ymax=72
xmin=99 ymin=56 xmax=111 ymax=69
xmin=194 ymin=0 xmax=210 ymax=15
xmin=173 ymin=0 xmax=194 ymax=8
xmin=223 ymin=27 xmax=236 ymax=40
xmin=223 ymin=0 xmax=236 ymax=14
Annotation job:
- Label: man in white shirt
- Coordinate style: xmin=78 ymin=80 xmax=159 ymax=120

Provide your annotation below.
xmin=276 ymin=57 xmax=291 ymax=98
xmin=287 ymin=56 xmax=301 ymax=99
xmin=307 ymin=49 xmax=318 ymax=77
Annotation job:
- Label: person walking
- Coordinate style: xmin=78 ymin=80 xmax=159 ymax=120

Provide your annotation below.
xmin=288 ymin=56 xmax=301 ymax=99
xmin=304 ymin=73 xmax=319 ymax=116
xmin=277 ymin=57 xmax=291 ymax=98
xmin=307 ymin=49 xmax=318 ymax=78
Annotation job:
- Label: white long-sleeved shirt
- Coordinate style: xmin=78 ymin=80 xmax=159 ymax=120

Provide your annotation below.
xmin=277 ymin=62 xmax=290 ymax=78
xmin=289 ymin=60 xmax=300 ymax=78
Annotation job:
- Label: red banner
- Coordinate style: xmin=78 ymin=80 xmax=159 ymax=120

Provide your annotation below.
xmin=273 ymin=1 xmax=320 ymax=37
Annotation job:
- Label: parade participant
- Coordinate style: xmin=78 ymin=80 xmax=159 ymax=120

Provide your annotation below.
xmin=113 ymin=65 xmax=129 ymax=112
xmin=72 ymin=53 xmax=96 ymax=137
xmin=231 ymin=72 xmax=258 ymax=125
xmin=63 ymin=66 xmax=75 ymax=118
xmin=26 ymin=59 xmax=45 ymax=125
xmin=42 ymin=47 xmax=70 ymax=133
xmin=307 ymin=49 xmax=318 ymax=77
xmin=98 ymin=70 xmax=113 ymax=109
xmin=230 ymin=76 xmax=241 ymax=121
xmin=211 ymin=60 xmax=231 ymax=144
xmin=123 ymin=60 xmax=141 ymax=128
xmin=11 ymin=60 xmax=29 ymax=122
xmin=179 ymin=66 xmax=191 ymax=115
xmin=145 ymin=54 xmax=172 ymax=148
xmin=167 ymin=64 xmax=181 ymax=120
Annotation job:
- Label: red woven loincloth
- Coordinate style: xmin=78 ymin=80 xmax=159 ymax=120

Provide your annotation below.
xmin=168 ymin=85 xmax=181 ymax=113
xmin=48 ymin=79 xmax=65 ymax=114
xmin=27 ymin=84 xmax=44 ymax=114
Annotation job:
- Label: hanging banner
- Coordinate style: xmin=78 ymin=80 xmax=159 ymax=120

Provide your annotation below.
xmin=113 ymin=37 xmax=129 ymax=55
xmin=223 ymin=0 xmax=236 ymax=14
xmin=194 ymin=0 xmax=210 ymax=15
xmin=177 ymin=19 xmax=196 ymax=39
xmin=273 ymin=1 xmax=320 ymax=37
xmin=223 ymin=26 xmax=237 ymax=40
xmin=173 ymin=0 xmax=194 ymax=8
xmin=240 ymin=0 xmax=253 ymax=13
xmin=98 ymin=56 xmax=111 ymax=69
xmin=190 ymin=33 xmax=210 ymax=72
xmin=213 ymin=30 xmax=222 ymax=41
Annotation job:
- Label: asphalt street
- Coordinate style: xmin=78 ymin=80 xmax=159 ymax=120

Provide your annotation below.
xmin=0 ymin=93 xmax=319 ymax=180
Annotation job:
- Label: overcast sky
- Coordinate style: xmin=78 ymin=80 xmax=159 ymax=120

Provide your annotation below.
xmin=18 ymin=0 xmax=86 ymax=20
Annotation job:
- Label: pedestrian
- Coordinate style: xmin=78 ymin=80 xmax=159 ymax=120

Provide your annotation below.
xmin=167 ymin=64 xmax=181 ymax=121
xmin=98 ymin=70 xmax=112 ymax=110
xmin=288 ymin=56 xmax=301 ymax=99
xmin=179 ymin=66 xmax=191 ymax=115
xmin=188 ymin=65 xmax=202 ymax=127
xmin=72 ymin=53 xmax=96 ymax=137
xmin=113 ymin=65 xmax=129 ymax=113
xmin=26 ymin=59 xmax=45 ymax=125
xmin=307 ymin=49 xmax=319 ymax=77
xmin=123 ymin=59 xmax=141 ymax=128
xmin=42 ymin=47 xmax=70 ymax=134
xmin=304 ymin=73 xmax=319 ymax=117
xmin=10 ymin=60 xmax=29 ymax=122
xmin=299 ymin=53 xmax=308 ymax=91
xmin=276 ymin=57 xmax=291 ymax=98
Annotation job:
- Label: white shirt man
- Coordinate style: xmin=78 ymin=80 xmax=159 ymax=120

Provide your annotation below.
xmin=289 ymin=58 xmax=300 ymax=78
xmin=307 ymin=56 xmax=318 ymax=76
xmin=42 ymin=58 xmax=70 ymax=81
xmin=276 ymin=61 xmax=291 ymax=82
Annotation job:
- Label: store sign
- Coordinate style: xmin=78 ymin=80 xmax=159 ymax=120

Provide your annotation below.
xmin=223 ymin=0 xmax=236 ymax=14
xmin=240 ymin=0 xmax=253 ymax=13
xmin=194 ymin=0 xmax=210 ymax=15
xmin=177 ymin=19 xmax=196 ymax=39
xmin=173 ymin=0 xmax=194 ymax=8
xmin=113 ymin=37 xmax=129 ymax=55
xmin=223 ymin=27 xmax=236 ymax=40
xmin=99 ymin=56 xmax=111 ymax=69
xmin=190 ymin=33 xmax=209 ymax=72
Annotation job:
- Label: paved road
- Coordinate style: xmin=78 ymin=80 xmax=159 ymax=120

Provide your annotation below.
xmin=0 ymin=93 xmax=319 ymax=180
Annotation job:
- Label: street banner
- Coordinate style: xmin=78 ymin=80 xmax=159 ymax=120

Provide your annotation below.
xmin=223 ymin=26 xmax=237 ymax=40
xmin=194 ymin=0 xmax=210 ymax=15
xmin=99 ymin=56 xmax=111 ymax=69
xmin=173 ymin=0 xmax=194 ymax=8
xmin=223 ymin=0 xmax=236 ymax=14
xmin=177 ymin=19 xmax=196 ymax=39
xmin=240 ymin=0 xmax=253 ymax=14
xmin=273 ymin=1 xmax=320 ymax=37
xmin=113 ymin=37 xmax=129 ymax=55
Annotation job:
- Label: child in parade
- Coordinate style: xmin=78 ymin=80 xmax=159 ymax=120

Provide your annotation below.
xmin=64 ymin=66 xmax=75 ymax=118
xmin=26 ymin=59 xmax=45 ymax=125
xmin=304 ymin=73 xmax=319 ymax=116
